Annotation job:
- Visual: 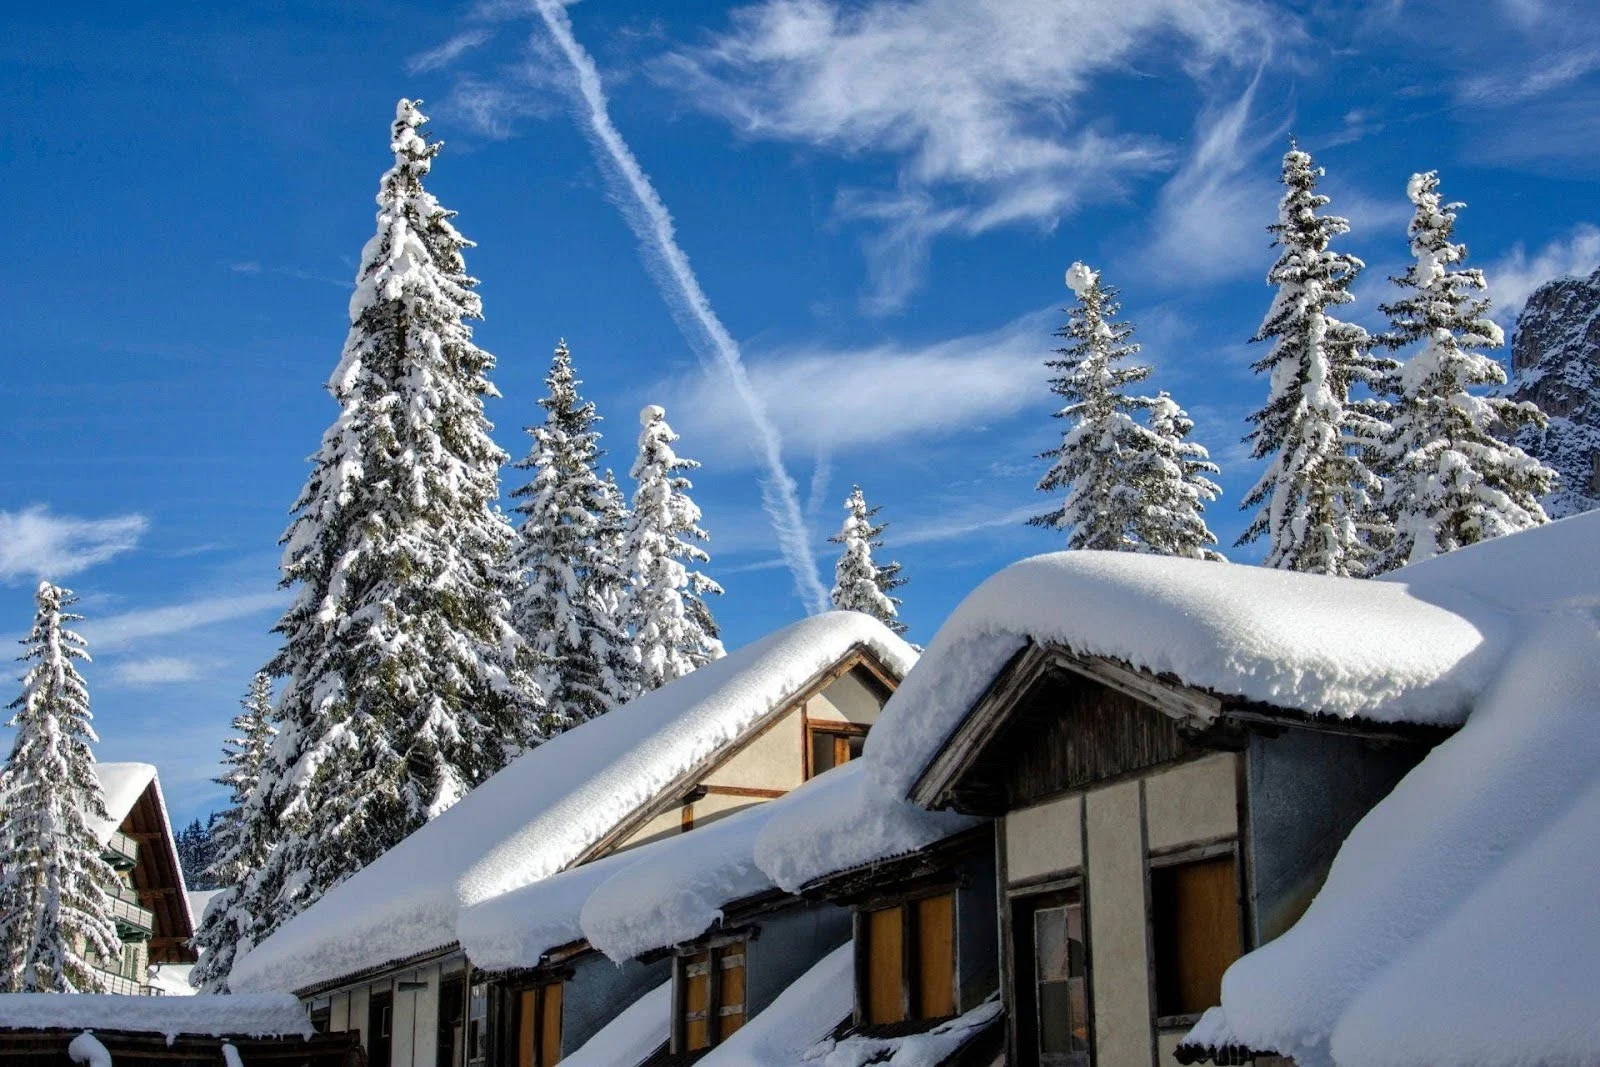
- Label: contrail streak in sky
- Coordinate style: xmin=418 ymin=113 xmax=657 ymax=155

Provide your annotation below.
xmin=529 ymin=0 xmax=829 ymax=615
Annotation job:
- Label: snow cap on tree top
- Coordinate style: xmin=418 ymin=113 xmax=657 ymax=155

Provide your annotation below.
xmin=640 ymin=403 xmax=666 ymax=426
xmin=1065 ymin=261 xmax=1098 ymax=297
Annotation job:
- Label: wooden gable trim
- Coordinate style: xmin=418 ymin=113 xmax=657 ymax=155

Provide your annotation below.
xmin=126 ymin=780 xmax=197 ymax=963
xmin=575 ymin=644 xmax=905 ymax=866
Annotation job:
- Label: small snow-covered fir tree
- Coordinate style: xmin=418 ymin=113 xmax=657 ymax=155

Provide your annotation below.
xmin=237 ymin=99 xmax=538 ymax=955
xmin=1239 ymin=143 xmax=1391 ymax=576
xmin=190 ymin=672 xmax=277 ymax=992
xmin=0 ymin=582 xmax=121 ymax=993
xmin=1373 ymin=171 xmax=1555 ymax=570
xmin=1132 ymin=393 xmax=1225 ymax=560
xmin=510 ymin=340 xmax=633 ymax=728
xmin=621 ymin=405 xmax=724 ymax=692
xmin=829 ymin=486 xmax=907 ymax=634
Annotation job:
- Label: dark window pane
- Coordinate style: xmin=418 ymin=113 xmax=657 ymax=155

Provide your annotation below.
xmin=811 ymin=731 xmax=837 ymax=775
xmin=1038 ymin=979 xmax=1073 ymax=1053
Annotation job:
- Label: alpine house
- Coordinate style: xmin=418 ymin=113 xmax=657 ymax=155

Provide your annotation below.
xmin=228 ymin=612 xmax=916 ymax=1067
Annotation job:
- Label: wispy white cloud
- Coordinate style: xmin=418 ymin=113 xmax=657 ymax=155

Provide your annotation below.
xmin=895 ymin=504 xmax=1039 ymax=546
xmin=660 ymin=0 xmax=1286 ymax=310
xmin=1486 ymin=224 xmax=1600 ymax=320
xmin=82 ymin=591 xmax=286 ymax=652
xmin=109 ymin=657 xmax=202 ymax=686
xmin=0 ymin=507 xmax=147 ymax=584
xmin=227 ymin=261 xmax=349 ymax=288
xmin=666 ymin=308 xmax=1054 ymax=464
xmin=406 ymin=28 xmax=494 ymax=74
xmin=1458 ymin=46 xmax=1600 ymax=105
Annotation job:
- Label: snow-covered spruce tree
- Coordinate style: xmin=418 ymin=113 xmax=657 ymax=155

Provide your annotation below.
xmin=1030 ymin=263 xmax=1186 ymax=553
xmin=189 ymin=672 xmax=277 ymax=992
xmin=0 ymin=582 xmax=121 ymax=993
xmin=829 ymin=486 xmax=907 ymax=634
xmin=510 ymin=340 xmax=633 ymax=729
xmin=620 ymin=405 xmax=724 ymax=693
xmin=1133 ymin=393 xmax=1226 ymax=560
xmin=1238 ymin=143 xmax=1391 ymax=576
xmin=240 ymin=99 xmax=538 ymax=951
xmin=1373 ymin=171 xmax=1554 ymax=570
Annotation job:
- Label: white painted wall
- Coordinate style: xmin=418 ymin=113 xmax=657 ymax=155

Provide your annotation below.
xmin=1085 ymin=781 xmax=1152 ymax=1067
xmin=1144 ymin=753 xmax=1236 ymax=852
xmin=1004 ymin=793 xmax=1083 ymax=883
xmin=330 ymin=991 xmax=350 ymax=1033
xmin=350 ymin=984 xmax=371 ymax=1053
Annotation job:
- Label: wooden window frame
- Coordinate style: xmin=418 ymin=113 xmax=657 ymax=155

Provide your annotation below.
xmin=851 ymin=884 xmax=961 ymax=1030
xmin=1147 ymin=839 xmax=1245 ymax=1029
xmin=500 ymin=978 xmax=565 ymax=1067
xmin=671 ymin=932 xmax=751 ymax=1055
xmin=805 ymin=720 xmax=871 ymax=779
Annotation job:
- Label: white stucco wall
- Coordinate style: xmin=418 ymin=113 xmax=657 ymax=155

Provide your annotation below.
xmin=807 ymin=666 xmax=885 ymax=725
xmin=1085 ymin=780 xmax=1153 ymax=1067
xmin=1004 ymin=793 xmax=1083 ymax=883
xmin=1144 ymin=753 xmax=1236 ymax=852
xmin=330 ymin=991 xmax=350 ymax=1033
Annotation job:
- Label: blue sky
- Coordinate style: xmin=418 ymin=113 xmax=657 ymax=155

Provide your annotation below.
xmin=4 ymin=0 xmax=1598 ymax=824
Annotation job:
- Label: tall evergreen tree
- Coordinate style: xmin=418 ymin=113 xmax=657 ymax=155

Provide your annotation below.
xmin=0 ymin=582 xmax=121 ymax=993
xmin=1032 ymin=262 xmax=1219 ymax=558
xmin=1133 ymin=393 xmax=1225 ymax=560
xmin=621 ymin=405 xmax=724 ymax=692
xmin=510 ymin=340 xmax=633 ymax=728
xmin=829 ymin=486 xmax=907 ymax=634
xmin=1239 ymin=143 xmax=1390 ymax=576
xmin=236 ymin=99 xmax=538 ymax=959
xmin=1374 ymin=171 xmax=1555 ymax=570
xmin=190 ymin=672 xmax=277 ymax=992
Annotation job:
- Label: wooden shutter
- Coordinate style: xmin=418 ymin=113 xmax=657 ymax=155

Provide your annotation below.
xmin=865 ymin=905 xmax=906 ymax=1025
xmin=915 ymin=893 xmax=956 ymax=1020
xmin=541 ymin=983 xmax=563 ymax=1066
xmin=717 ymin=944 xmax=747 ymax=1040
xmin=683 ymin=951 xmax=712 ymax=1051
xmin=1153 ymin=855 xmax=1240 ymax=1018
xmin=516 ymin=989 xmax=536 ymax=1067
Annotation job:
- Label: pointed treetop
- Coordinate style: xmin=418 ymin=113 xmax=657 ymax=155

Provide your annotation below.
xmin=1065 ymin=261 xmax=1099 ymax=297
xmin=641 ymin=403 xmax=666 ymax=427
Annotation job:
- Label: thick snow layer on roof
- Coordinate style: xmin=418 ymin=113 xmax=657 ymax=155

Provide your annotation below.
xmin=231 ymin=612 xmax=913 ymax=994
xmin=582 ymin=802 xmax=781 ymax=963
xmin=87 ymin=762 xmax=155 ymax=846
xmin=867 ymin=550 xmax=1495 ymax=798
xmin=699 ymin=942 xmax=853 ymax=1067
xmin=561 ymin=979 xmax=669 ymax=1067
xmin=458 ymin=835 xmax=672 ymax=972
xmin=1182 ymin=512 xmax=1600 ymax=1067
xmin=754 ymin=761 xmax=982 ymax=893
xmin=0 ymin=993 xmax=312 ymax=1038
xmin=807 ymin=997 xmax=1002 ymax=1066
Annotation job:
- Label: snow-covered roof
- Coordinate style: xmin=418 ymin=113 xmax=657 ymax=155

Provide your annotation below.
xmin=230 ymin=612 xmax=915 ymax=994
xmin=560 ymin=980 xmax=669 ymax=1067
xmin=1179 ymin=512 xmax=1600 ymax=1067
xmin=753 ymin=760 xmax=981 ymax=894
xmin=808 ymin=998 xmax=1002 ymax=1066
xmin=582 ymin=799 xmax=782 ymax=963
xmin=457 ymin=834 xmax=673 ymax=973
xmin=88 ymin=762 xmax=156 ymax=847
xmin=866 ymin=547 xmax=1509 ymax=799
xmin=0 ymin=993 xmax=312 ymax=1038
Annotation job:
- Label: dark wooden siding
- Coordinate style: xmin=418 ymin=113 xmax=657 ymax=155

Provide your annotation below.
xmin=951 ymin=668 xmax=1200 ymax=813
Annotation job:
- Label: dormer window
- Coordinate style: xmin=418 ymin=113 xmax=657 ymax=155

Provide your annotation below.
xmin=808 ymin=723 xmax=868 ymax=778
xmin=856 ymin=890 xmax=957 ymax=1029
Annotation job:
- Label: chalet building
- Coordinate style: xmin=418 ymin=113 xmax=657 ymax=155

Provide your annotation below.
xmin=228 ymin=612 xmax=916 ymax=1067
xmin=88 ymin=763 xmax=197 ymax=995
xmin=861 ymin=548 xmax=1504 ymax=1067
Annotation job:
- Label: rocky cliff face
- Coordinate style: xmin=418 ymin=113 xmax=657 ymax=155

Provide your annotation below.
xmin=1508 ymin=266 xmax=1600 ymax=518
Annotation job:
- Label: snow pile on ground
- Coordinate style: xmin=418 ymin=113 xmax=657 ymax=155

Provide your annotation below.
xmin=1181 ymin=512 xmax=1600 ymax=1067
xmin=806 ymin=997 xmax=1002 ymax=1067
xmin=582 ymin=802 xmax=781 ymax=963
xmin=0 ymin=993 xmax=312 ymax=1038
xmin=231 ymin=612 xmax=913 ymax=993
xmin=87 ymin=763 xmax=154 ymax=847
xmin=560 ymin=979 xmax=670 ymax=1067
xmin=458 ymin=835 xmax=673 ymax=972
xmin=699 ymin=942 xmax=853 ymax=1067
xmin=67 ymin=1032 xmax=110 ymax=1067
xmin=754 ymin=761 xmax=981 ymax=893
xmin=867 ymin=550 xmax=1495 ymax=799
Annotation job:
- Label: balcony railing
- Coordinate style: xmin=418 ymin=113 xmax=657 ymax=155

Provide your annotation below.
xmin=107 ymin=885 xmax=154 ymax=937
xmin=103 ymin=829 xmax=139 ymax=870
xmin=93 ymin=968 xmax=153 ymax=997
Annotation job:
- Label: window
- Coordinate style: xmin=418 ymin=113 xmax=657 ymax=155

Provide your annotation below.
xmin=808 ymin=723 xmax=868 ymax=778
xmin=310 ymin=1004 xmax=331 ymax=1035
xmin=437 ymin=972 xmax=466 ymax=1067
xmin=367 ymin=989 xmax=393 ymax=1067
xmin=1031 ymin=895 xmax=1090 ymax=1067
xmin=857 ymin=891 xmax=957 ymax=1028
xmin=1151 ymin=854 xmax=1241 ymax=1021
xmin=675 ymin=938 xmax=747 ymax=1052
xmin=466 ymin=978 xmax=490 ymax=1067
xmin=512 ymin=982 xmax=564 ymax=1067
